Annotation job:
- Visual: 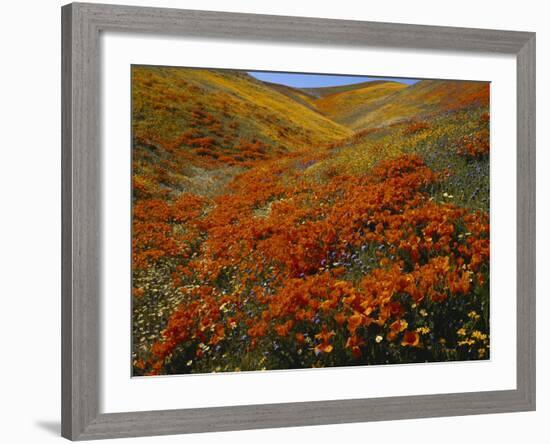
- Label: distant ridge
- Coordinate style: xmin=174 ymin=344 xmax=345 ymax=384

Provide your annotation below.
xmin=301 ymin=80 xmax=406 ymax=98
xmin=312 ymin=81 xmax=409 ymax=128
xmin=239 ymin=76 xmax=488 ymax=133
xmin=261 ymin=81 xmax=319 ymax=113
xmin=349 ymin=79 xmax=490 ymax=130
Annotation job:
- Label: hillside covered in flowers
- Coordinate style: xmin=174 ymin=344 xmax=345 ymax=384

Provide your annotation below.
xmin=131 ymin=66 xmax=490 ymax=375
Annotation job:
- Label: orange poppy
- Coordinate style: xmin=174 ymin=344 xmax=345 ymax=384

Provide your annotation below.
xmin=274 ymin=320 xmax=294 ymax=337
xmin=345 ymin=335 xmax=365 ymax=359
xmin=314 ymin=342 xmax=334 ymax=354
xmin=334 ymin=312 xmax=347 ymax=325
xmin=347 ymin=313 xmax=364 ymax=334
xmin=390 ymin=319 xmax=408 ymax=333
xmin=401 ymin=330 xmax=420 ymax=347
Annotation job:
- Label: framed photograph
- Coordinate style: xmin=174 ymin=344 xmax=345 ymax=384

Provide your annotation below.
xmin=62 ymin=2 xmax=535 ymax=440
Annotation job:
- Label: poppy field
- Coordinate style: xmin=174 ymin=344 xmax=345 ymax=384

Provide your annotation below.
xmin=131 ymin=66 xmax=490 ymax=375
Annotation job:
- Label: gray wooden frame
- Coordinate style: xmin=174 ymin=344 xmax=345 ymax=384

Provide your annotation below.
xmin=61 ymin=2 xmax=536 ymax=440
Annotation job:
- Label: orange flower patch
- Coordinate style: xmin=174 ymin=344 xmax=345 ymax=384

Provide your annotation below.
xmin=401 ymin=331 xmax=421 ymax=347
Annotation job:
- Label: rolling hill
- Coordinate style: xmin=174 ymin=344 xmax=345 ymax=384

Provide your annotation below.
xmin=348 ymin=79 xmax=489 ymax=130
xmin=312 ymin=81 xmax=408 ymax=128
xmin=260 ymin=81 xmax=319 ymax=112
xmin=131 ymin=66 xmax=352 ymax=198
xmin=300 ymin=80 xmax=397 ymax=98
xmin=131 ymin=67 xmax=489 ymax=202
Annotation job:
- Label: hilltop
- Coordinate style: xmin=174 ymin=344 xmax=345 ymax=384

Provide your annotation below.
xmin=132 ymin=66 xmax=352 ymax=198
xmin=297 ymin=79 xmax=488 ymax=131
xmin=301 ymin=80 xmax=397 ymax=98
xmin=312 ymin=81 xmax=408 ymax=128
xmin=349 ymin=79 xmax=489 ymax=130
xmin=261 ymin=81 xmax=319 ymax=112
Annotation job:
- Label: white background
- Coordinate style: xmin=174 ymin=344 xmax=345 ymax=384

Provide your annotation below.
xmin=102 ymin=34 xmax=516 ymax=413
xmin=0 ymin=0 xmax=546 ymax=443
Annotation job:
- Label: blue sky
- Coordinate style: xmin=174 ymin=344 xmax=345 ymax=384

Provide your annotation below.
xmin=248 ymin=71 xmax=419 ymax=88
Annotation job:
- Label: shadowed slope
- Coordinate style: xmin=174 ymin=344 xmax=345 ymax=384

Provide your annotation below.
xmin=313 ymin=81 xmax=409 ymax=128
xmin=261 ymin=81 xmax=319 ymax=112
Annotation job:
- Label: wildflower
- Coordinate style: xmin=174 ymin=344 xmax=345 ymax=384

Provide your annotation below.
xmin=390 ymin=319 xmax=408 ymax=333
xmin=345 ymin=335 xmax=365 ymax=359
xmin=416 ymin=326 xmax=430 ymax=335
xmin=334 ymin=312 xmax=346 ymax=325
xmin=468 ymin=311 xmax=481 ymax=320
xmin=471 ymin=330 xmax=488 ymax=341
xmin=389 ymin=301 xmax=403 ymax=317
xmin=274 ymin=320 xmax=294 ymax=337
xmin=401 ymin=331 xmax=420 ymax=347
xmin=314 ymin=325 xmax=335 ymax=354
xmin=314 ymin=342 xmax=334 ymax=354
xmin=347 ymin=313 xmax=364 ymax=334
xmin=315 ymin=326 xmax=336 ymax=343
xmin=134 ymin=359 xmax=146 ymax=370
xmin=138 ymin=147 xmax=490 ymax=373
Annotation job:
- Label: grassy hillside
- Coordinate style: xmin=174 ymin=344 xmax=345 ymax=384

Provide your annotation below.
xmin=132 ymin=66 xmax=352 ymax=199
xmin=301 ymin=80 xmax=395 ymax=98
xmin=261 ymin=81 xmax=319 ymax=112
xmin=304 ymin=106 xmax=489 ymax=211
xmin=313 ymin=81 xmax=408 ymax=128
xmin=350 ymin=79 xmax=489 ymax=130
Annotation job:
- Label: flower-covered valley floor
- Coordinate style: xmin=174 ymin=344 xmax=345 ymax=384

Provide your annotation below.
xmin=131 ymin=67 xmax=490 ymax=375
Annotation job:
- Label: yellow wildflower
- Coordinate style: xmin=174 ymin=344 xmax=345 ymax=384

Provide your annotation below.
xmin=416 ymin=326 xmax=430 ymax=335
xmin=468 ymin=311 xmax=481 ymax=320
xmin=471 ymin=330 xmax=488 ymax=341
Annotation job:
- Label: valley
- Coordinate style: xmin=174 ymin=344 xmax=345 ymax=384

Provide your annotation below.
xmin=131 ymin=66 xmax=490 ymax=375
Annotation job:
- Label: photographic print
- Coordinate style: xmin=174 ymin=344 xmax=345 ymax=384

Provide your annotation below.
xmin=131 ymin=66 xmax=490 ymax=376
